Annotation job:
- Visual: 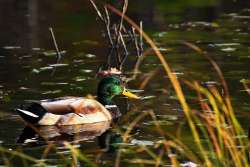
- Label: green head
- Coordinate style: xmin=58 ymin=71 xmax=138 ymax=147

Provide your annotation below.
xmin=97 ymin=76 xmax=139 ymax=105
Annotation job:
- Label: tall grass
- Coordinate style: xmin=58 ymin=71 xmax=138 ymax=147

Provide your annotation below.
xmin=107 ymin=4 xmax=249 ymax=167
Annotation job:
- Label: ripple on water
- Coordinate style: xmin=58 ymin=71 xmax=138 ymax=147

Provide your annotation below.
xmin=41 ymin=82 xmax=69 ymax=86
xmin=42 ymin=90 xmax=62 ymax=95
xmin=39 ymin=66 xmax=53 ymax=71
xmin=221 ymin=47 xmax=237 ymax=52
xmin=85 ymin=53 xmax=96 ymax=58
xmin=80 ymin=69 xmax=93 ymax=73
xmin=130 ymin=139 xmax=154 ymax=146
xmin=2 ymin=46 xmax=21 ymax=50
xmin=74 ymin=76 xmax=87 ymax=82
xmin=43 ymin=50 xmax=66 ymax=56
xmin=214 ymin=43 xmax=240 ymax=47
xmin=49 ymin=64 xmax=69 ymax=67
xmin=143 ymin=120 xmax=173 ymax=126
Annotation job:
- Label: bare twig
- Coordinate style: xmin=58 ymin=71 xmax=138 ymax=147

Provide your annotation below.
xmin=132 ymin=27 xmax=140 ymax=57
xmin=119 ymin=31 xmax=129 ymax=70
xmin=104 ymin=7 xmax=113 ymax=45
xmin=118 ymin=0 xmax=128 ymax=33
xmin=89 ymin=0 xmax=104 ymax=21
xmin=140 ymin=21 xmax=143 ymax=56
xmin=49 ymin=27 xmax=62 ymax=76
xmin=89 ymin=0 xmax=144 ymax=73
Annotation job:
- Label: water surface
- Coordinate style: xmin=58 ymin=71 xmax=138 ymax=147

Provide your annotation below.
xmin=0 ymin=0 xmax=250 ymax=166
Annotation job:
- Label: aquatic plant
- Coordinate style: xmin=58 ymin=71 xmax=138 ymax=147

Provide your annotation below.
xmin=106 ymin=3 xmax=249 ymax=167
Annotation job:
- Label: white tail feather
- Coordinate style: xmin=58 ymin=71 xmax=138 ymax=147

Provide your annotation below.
xmin=17 ymin=109 xmax=39 ymax=118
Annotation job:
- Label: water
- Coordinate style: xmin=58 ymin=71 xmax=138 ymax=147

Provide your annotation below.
xmin=0 ymin=0 xmax=250 ymax=166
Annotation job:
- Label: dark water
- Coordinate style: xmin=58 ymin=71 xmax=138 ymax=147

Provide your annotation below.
xmin=0 ymin=0 xmax=250 ymax=166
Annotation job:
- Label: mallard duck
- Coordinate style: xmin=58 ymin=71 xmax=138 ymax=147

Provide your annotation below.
xmin=16 ymin=76 xmax=139 ymax=125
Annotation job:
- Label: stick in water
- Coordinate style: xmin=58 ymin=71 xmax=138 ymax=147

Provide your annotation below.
xmin=49 ymin=27 xmax=62 ymax=76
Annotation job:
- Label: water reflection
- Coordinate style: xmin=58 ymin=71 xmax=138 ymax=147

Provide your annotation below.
xmin=98 ymin=129 xmax=122 ymax=153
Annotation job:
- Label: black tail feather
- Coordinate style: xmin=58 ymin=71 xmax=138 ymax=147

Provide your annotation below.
xmin=16 ymin=103 xmax=47 ymax=124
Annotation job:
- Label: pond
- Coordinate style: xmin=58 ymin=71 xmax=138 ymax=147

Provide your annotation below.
xmin=0 ymin=0 xmax=249 ymax=166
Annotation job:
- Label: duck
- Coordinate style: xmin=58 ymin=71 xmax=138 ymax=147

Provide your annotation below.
xmin=16 ymin=76 xmax=140 ymax=125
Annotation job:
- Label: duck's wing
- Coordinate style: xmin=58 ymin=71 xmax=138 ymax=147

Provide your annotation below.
xmin=68 ymin=98 xmax=110 ymax=116
xmin=40 ymin=97 xmax=83 ymax=114
xmin=40 ymin=97 xmax=111 ymax=118
xmin=53 ymin=99 xmax=112 ymax=125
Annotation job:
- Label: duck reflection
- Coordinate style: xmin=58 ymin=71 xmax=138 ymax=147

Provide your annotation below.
xmin=17 ymin=121 xmax=124 ymax=153
xmin=98 ymin=129 xmax=123 ymax=153
xmin=17 ymin=121 xmax=111 ymax=146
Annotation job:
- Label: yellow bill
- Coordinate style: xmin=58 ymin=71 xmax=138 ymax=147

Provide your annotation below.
xmin=122 ymin=88 xmax=140 ymax=99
